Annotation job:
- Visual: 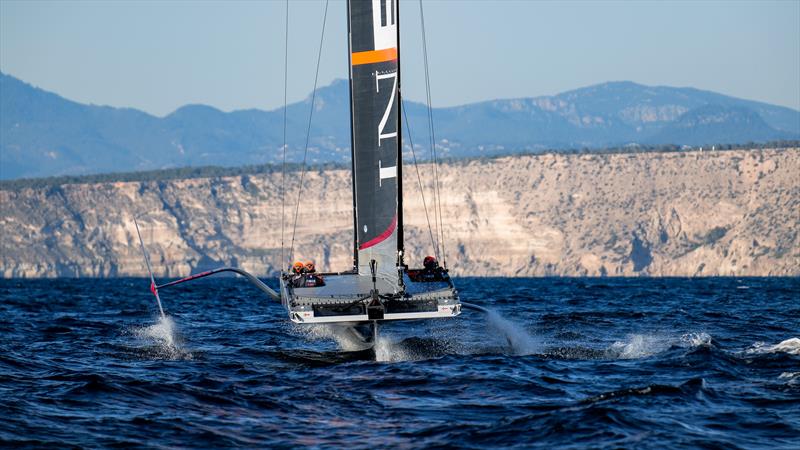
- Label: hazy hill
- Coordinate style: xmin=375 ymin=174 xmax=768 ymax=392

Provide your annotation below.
xmin=2 ymin=72 xmax=798 ymax=179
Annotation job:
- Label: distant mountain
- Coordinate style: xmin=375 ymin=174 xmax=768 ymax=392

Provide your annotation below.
xmin=1 ymin=72 xmax=798 ymax=179
xmin=647 ymin=104 xmax=786 ymax=146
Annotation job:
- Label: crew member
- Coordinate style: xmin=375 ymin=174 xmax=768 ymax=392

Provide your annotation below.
xmin=303 ymin=261 xmax=325 ymax=287
xmin=411 ymin=256 xmax=448 ymax=282
xmin=290 ymin=261 xmax=306 ymax=287
xmin=423 ymin=256 xmax=438 ymax=271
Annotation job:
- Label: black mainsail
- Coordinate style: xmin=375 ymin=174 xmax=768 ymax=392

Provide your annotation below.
xmin=348 ymin=0 xmax=402 ymax=283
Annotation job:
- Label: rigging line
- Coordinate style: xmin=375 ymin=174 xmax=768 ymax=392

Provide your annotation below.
xmin=402 ymin=99 xmax=439 ymax=260
xmin=288 ymin=0 xmax=329 ymax=264
xmin=419 ymin=0 xmax=447 ymax=268
xmin=419 ymin=0 xmax=442 ymax=264
xmin=280 ymin=0 xmax=289 ymax=273
xmin=418 ymin=2 xmax=439 ymax=253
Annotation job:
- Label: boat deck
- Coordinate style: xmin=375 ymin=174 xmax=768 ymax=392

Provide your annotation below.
xmin=280 ymin=270 xmax=461 ymax=324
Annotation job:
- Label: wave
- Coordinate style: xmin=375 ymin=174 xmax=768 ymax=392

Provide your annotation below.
xmin=545 ymin=332 xmax=714 ymax=361
xmin=267 ymin=348 xmax=375 ymax=366
xmin=606 ymin=334 xmax=670 ymax=359
xmin=581 ymin=377 xmax=706 ymax=405
xmin=746 ymin=337 xmax=800 ymax=356
xmin=778 ymin=372 xmax=800 ymax=385
xmin=297 ymin=323 xmax=717 ymax=362
xmin=605 ymin=332 xmax=713 ymax=359
xmin=681 ymin=332 xmax=714 ymax=347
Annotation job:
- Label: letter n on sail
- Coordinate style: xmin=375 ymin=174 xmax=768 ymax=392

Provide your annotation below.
xmin=348 ymin=0 xmax=401 ymax=282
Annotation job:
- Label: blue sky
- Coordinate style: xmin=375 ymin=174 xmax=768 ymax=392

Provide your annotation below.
xmin=1 ymin=0 xmax=798 ymax=117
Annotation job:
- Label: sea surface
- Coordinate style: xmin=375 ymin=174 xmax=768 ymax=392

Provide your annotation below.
xmin=1 ymin=277 xmax=798 ymax=448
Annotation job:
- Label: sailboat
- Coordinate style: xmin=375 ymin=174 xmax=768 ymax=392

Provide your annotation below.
xmin=134 ymin=0 xmax=465 ymax=346
xmin=279 ymin=0 xmax=461 ymax=335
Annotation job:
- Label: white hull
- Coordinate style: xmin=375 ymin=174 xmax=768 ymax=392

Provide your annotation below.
xmin=280 ymin=270 xmax=461 ymax=324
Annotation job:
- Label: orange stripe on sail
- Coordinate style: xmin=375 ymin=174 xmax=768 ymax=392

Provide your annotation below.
xmin=351 ymin=47 xmax=397 ymax=66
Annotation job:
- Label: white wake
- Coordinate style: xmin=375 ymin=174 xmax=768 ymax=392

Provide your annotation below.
xmin=746 ymin=337 xmax=800 ymax=356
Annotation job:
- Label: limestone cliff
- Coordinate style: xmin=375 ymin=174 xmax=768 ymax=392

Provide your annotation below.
xmin=1 ymin=149 xmax=798 ymax=277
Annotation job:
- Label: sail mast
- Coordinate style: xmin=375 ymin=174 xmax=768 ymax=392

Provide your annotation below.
xmin=395 ymin=0 xmax=404 ymax=265
xmin=346 ymin=0 xmax=359 ymax=270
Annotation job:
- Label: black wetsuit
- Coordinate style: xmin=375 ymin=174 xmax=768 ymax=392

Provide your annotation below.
xmin=290 ymin=273 xmax=306 ymax=288
xmin=291 ymin=271 xmax=325 ymax=288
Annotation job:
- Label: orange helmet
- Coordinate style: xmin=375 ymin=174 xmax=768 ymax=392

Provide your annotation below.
xmin=292 ymin=261 xmax=305 ymax=274
xmin=304 ymin=261 xmax=316 ymax=272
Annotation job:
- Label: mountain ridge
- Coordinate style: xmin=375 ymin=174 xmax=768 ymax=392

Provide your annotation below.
xmin=2 ymin=71 xmax=798 ymax=179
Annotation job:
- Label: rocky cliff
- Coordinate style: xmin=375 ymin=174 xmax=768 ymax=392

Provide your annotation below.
xmin=1 ymin=149 xmax=798 ymax=277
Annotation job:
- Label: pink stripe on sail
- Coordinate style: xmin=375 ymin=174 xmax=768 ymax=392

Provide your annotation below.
xmin=359 ymin=215 xmax=397 ymax=250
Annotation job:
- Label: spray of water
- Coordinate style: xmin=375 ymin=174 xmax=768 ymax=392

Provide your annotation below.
xmin=681 ymin=332 xmax=713 ymax=347
xmin=280 ymin=294 xmax=543 ymax=359
xmin=607 ymin=334 xmax=669 ymax=359
xmin=300 ymin=324 xmax=448 ymax=362
xmin=300 ymin=324 xmax=372 ymax=352
xmin=484 ymin=309 xmax=541 ymax=356
xmin=374 ymin=334 xmax=412 ymax=362
xmin=132 ymin=315 xmax=191 ymax=360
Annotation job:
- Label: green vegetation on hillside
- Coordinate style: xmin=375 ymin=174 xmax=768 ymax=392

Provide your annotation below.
xmin=1 ymin=140 xmax=797 ymax=191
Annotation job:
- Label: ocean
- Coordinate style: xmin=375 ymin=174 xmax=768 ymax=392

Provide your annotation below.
xmin=1 ymin=277 xmax=798 ymax=448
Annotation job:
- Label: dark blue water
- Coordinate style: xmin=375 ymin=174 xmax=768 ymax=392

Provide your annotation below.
xmin=1 ymin=277 xmax=798 ymax=448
